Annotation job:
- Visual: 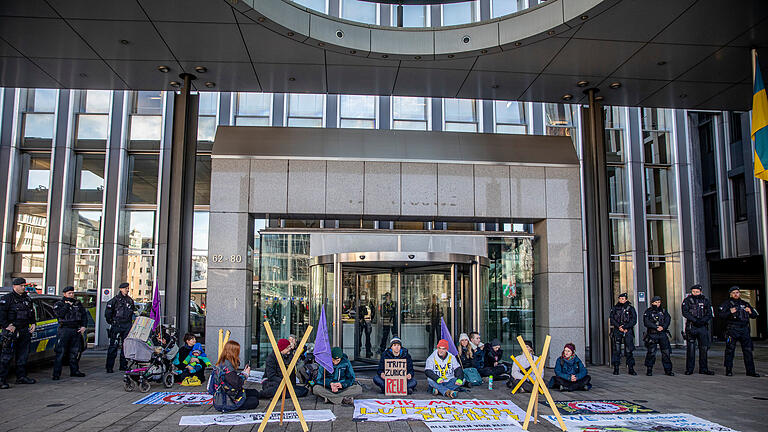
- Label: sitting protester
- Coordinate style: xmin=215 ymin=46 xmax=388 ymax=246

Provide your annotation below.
xmin=175 ymin=333 xmax=202 ymax=383
xmin=508 ymin=340 xmax=538 ymax=393
xmin=208 ymin=340 xmax=259 ymax=412
xmin=469 ymin=332 xmax=485 ymax=370
xmin=177 ymin=343 xmax=211 ymax=385
xmin=479 ymin=339 xmax=510 ymax=380
xmin=425 ymin=339 xmax=464 ymax=399
xmin=374 ymin=337 xmax=417 ymax=394
xmin=457 ymin=333 xmax=482 ymax=386
xmin=260 ymin=338 xmax=309 ymax=399
xmin=314 ymin=347 xmax=363 ymax=406
xmin=547 ymin=343 xmax=592 ymax=392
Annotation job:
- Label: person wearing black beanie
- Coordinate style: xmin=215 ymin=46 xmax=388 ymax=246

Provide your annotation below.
xmin=609 ymin=293 xmax=637 ymax=375
xmin=642 ymin=296 xmax=674 ymax=376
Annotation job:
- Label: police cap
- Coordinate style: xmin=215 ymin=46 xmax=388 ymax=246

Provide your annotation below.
xmin=12 ymin=277 xmax=26 ymax=286
xmin=118 ymin=282 xmax=129 ymax=289
xmin=618 ymin=293 xmax=628 ymax=299
xmin=729 ymin=286 xmax=740 ymax=293
xmin=650 ymin=296 xmax=662 ymax=303
xmin=63 ymin=286 xmax=75 ymax=293
xmin=689 ymin=284 xmax=702 ymax=292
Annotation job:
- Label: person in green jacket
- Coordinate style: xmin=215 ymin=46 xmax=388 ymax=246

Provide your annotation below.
xmin=313 ymin=347 xmax=362 ymax=406
xmin=176 ymin=342 xmax=211 ymax=383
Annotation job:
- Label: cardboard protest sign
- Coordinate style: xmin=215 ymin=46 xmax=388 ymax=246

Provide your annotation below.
xmin=425 ymin=419 xmax=525 ymax=432
xmin=353 ymin=399 xmax=526 ymax=422
xmin=384 ymin=358 xmax=408 ymax=396
xmin=127 ymin=316 xmax=154 ymax=341
xmin=541 ymin=413 xmax=739 ymax=432
xmin=542 ymin=400 xmax=658 ymax=415
xmin=179 ymin=410 xmax=336 ymax=426
xmin=133 ymin=392 xmax=212 ymax=405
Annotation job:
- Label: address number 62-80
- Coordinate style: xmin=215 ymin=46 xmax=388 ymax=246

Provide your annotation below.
xmin=211 ymin=254 xmax=242 ymax=263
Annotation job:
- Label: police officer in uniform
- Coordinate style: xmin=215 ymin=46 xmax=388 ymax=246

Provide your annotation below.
xmin=609 ymin=293 xmax=637 ymax=375
xmin=52 ymin=286 xmax=88 ymax=380
xmin=378 ymin=292 xmax=397 ymax=354
xmin=0 ymin=278 xmax=37 ymax=388
xmin=718 ymin=286 xmax=760 ymax=377
xmin=643 ymin=296 xmax=674 ymax=376
xmin=105 ymin=282 xmax=135 ymax=373
xmin=681 ymin=284 xmax=714 ymax=375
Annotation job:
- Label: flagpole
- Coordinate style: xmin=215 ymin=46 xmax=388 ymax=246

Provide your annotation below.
xmin=753 ymin=48 xmax=768 ymax=326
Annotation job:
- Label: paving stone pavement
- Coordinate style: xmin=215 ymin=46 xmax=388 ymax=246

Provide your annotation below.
xmin=0 ymin=342 xmax=766 ymax=431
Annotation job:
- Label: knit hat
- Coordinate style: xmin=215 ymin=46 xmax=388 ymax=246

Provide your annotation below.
xmin=436 ymin=339 xmax=450 ymax=349
xmin=331 ymin=347 xmax=343 ymax=359
xmin=618 ymin=293 xmax=628 ymax=299
xmin=389 ymin=337 xmax=402 ymax=347
xmin=651 ymin=296 xmax=662 ymax=303
xmin=458 ymin=333 xmax=470 ymax=343
xmin=63 ymin=286 xmax=75 ymax=293
xmin=729 ymin=286 xmax=740 ymax=293
xmin=490 ymin=338 xmax=501 ymax=348
xmin=277 ymin=338 xmax=290 ymax=352
xmin=523 ymin=340 xmax=534 ymax=350
xmin=12 ymin=277 xmax=26 ymax=286
xmin=118 ymin=282 xmax=129 ymax=289
xmin=563 ymin=343 xmax=576 ymax=357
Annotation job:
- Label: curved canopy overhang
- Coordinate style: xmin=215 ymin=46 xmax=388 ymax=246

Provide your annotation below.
xmin=0 ymin=0 xmax=766 ymax=110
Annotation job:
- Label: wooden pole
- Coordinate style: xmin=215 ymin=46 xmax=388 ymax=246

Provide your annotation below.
xmin=517 ymin=335 xmax=567 ymax=431
xmin=279 ymin=387 xmax=287 ymax=424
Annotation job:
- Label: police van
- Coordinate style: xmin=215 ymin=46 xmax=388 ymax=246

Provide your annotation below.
xmin=0 ymin=288 xmax=87 ymax=362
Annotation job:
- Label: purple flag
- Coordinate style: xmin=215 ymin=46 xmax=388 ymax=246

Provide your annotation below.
xmin=150 ymin=282 xmax=161 ymax=331
xmin=440 ymin=317 xmax=459 ymax=358
xmin=314 ymin=305 xmax=334 ymax=373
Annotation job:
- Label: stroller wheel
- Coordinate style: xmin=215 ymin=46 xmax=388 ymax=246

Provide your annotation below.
xmin=139 ymin=380 xmax=151 ymax=393
xmin=124 ymin=379 xmax=136 ymax=392
xmin=162 ymin=372 xmax=174 ymax=388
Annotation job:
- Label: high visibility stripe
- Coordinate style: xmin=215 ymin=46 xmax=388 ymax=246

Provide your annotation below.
xmin=36 ymin=339 xmax=48 ymax=352
xmin=37 ymin=319 xmax=57 ymax=326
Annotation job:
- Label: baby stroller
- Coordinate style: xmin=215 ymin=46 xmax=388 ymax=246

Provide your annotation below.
xmin=123 ymin=326 xmax=179 ymax=392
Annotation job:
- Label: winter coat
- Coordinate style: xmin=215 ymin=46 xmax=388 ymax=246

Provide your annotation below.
xmin=316 ymin=353 xmax=356 ymax=389
xmin=377 ymin=347 xmax=415 ymax=376
xmin=263 ymin=351 xmax=297 ymax=393
xmin=483 ymin=345 xmax=504 ymax=368
xmin=553 ymin=355 xmax=587 ymax=381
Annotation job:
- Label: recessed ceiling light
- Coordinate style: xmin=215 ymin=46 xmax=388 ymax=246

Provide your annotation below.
xmin=257 ymin=17 xmax=265 ymax=23
xmin=157 ymin=65 xmax=170 ymax=73
xmin=562 ymin=94 xmax=573 ymax=101
xmin=609 ymin=82 xmax=621 ymax=89
xmin=657 ymin=61 xmax=667 ymax=66
xmin=414 ymin=56 xmax=422 ymax=60
xmin=580 ymin=15 xmax=589 ymax=20
xmin=288 ymin=77 xmax=296 ymax=82
xmin=169 ymin=81 xmax=181 ymax=88
xmin=547 ymin=30 xmax=555 ymax=36
xmin=577 ymin=80 xmax=589 ymax=87
xmin=119 ymin=39 xmax=130 ymax=45
xmin=349 ymin=50 xmax=357 ymax=54
xmin=595 ymin=95 xmax=604 ymax=101
xmin=480 ymin=49 xmax=488 ymax=54
xmin=447 ymin=54 xmax=455 ymax=58
xmin=194 ymin=66 xmax=207 ymax=74
xmin=318 ymin=42 xmax=325 ymax=47
xmin=514 ymin=42 xmax=522 ymax=47
xmin=382 ymin=54 xmax=389 ymax=58
xmin=287 ymin=32 xmax=295 ymax=37
xmin=205 ymin=82 xmax=216 ymax=88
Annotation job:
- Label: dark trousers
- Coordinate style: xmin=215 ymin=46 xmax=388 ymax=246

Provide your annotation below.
xmin=548 ymin=375 xmax=591 ymax=391
xmin=53 ymin=327 xmax=82 ymax=377
xmin=106 ymin=324 xmax=130 ymax=371
xmin=644 ymin=332 xmax=673 ymax=372
xmin=234 ymin=389 xmax=261 ymax=411
xmin=356 ymin=320 xmax=372 ymax=357
xmin=379 ymin=321 xmax=396 ymax=352
xmin=176 ymin=368 xmax=206 ymax=383
xmin=259 ymin=383 xmax=309 ymax=399
xmin=478 ymin=365 xmax=508 ymax=379
xmin=610 ymin=330 xmax=635 ymax=367
xmin=684 ymin=325 xmax=710 ymax=373
xmin=428 ymin=321 xmax=440 ymax=351
xmin=0 ymin=330 xmax=31 ymax=381
xmin=372 ymin=374 xmax=417 ymax=393
xmin=724 ymin=326 xmax=755 ymax=374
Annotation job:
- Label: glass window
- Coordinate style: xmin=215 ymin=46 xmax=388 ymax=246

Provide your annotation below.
xmin=14 ymin=206 xmax=47 ymax=253
xmin=197 ymin=92 xmax=218 ymax=142
xmin=27 ymin=89 xmax=57 ymax=113
xmin=444 ymin=98 xmax=479 ymax=132
xmin=287 ymin=94 xmax=324 ymax=127
xmin=642 ymin=107 xmax=673 ymax=132
xmin=442 ymin=1 xmax=478 ymax=25
xmin=733 ymin=175 xmax=748 ymax=222
xmin=610 ymin=253 xmax=634 ymax=303
xmin=23 ymin=114 xmax=54 ymax=141
xmin=20 ymin=153 xmax=51 ymax=202
xmin=132 ymin=91 xmax=163 ymax=115
xmin=393 ymin=5 xmax=428 ymax=27
xmin=70 ymin=210 xmax=102 ymax=291
xmin=126 ymin=154 xmax=159 ymax=204
xmin=607 ymin=165 xmax=628 ymax=214
xmin=644 ymin=167 xmax=677 ymax=215
xmin=82 ymin=90 xmax=111 ymax=113
xmin=392 ymin=96 xmax=428 ymax=130
xmin=129 ymin=115 xmax=162 ymax=142
xmin=121 ymin=211 xmax=156 ymax=303
xmin=195 ymin=155 xmax=211 ymax=206
xmin=198 ymin=92 xmax=218 ymax=116
xmin=339 ymin=95 xmax=376 ymax=129
xmin=235 ymin=92 xmax=272 ymax=126
xmin=495 ymin=100 xmax=527 ymax=134
xmin=341 ymin=0 xmax=377 ymax=24
xmin=74 ymin=153 xmax=105 ymax=203
xmin=292 ymin=0 xmax=326 ymax=13
xmin=491 ymin=0 xmax=527 ymax=18
xmin=647 ymin=219 xmax=680 ymax=256
xmin=22 ymin=89 xmax=56 ymax=146
xmin=191 ymin=211 xmax=209 ymax=340
xmin=76 ymin=114 xmax=109 ymax=141
xmin=610 ymin=218 xmax=632 ymax=255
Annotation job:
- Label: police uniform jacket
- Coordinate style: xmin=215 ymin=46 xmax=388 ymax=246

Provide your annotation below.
xmin=643 ymin=305 xmax=671 ymax=334
xmin=104 ymin=292 xmax=135 ymax=326
xmin=681 ymin=294 xmax=713 ymax=328
xmin=718 ymin=298 xmax=758 ymax=329
xmin=609 ymin=302 xmax=637 ymax=333
xmin=0 ymin=291 xmax=34 ymax=330
xmin=53 ymin=297 xmax=88 ymax=329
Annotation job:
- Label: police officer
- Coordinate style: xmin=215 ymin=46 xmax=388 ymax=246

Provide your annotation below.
xmin=609 ymin=293 xmax=637 ymax=375
xmin=52 ymin=286 xmax=88 ymax=380
xmin=643 ymin=296 xmax=674 ymax=376
xmin=105 ymin=282 xmax=135 ymax=373
xmin=0 ymin=278 xmax=37 ymax=388
xmin=681 ymin=284 xmax=714 ymax=375
xmin=718 ymin=286 xmax=760 ymax=377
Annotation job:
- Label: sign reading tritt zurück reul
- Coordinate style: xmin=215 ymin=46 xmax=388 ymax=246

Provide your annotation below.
xmin=384 ymin=359 xmax=408 ymax=396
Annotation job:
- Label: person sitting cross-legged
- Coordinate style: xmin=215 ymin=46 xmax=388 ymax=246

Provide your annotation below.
xmin=374 ymin=337 xmax=417 ymax=394
xmin=547 ymin=343 xmax=592 ymax=392
xmin=260 ymin=338 xmax=309 ymax=399
xmin=313 ymin=347 xmax=363 ymax=406
xmin=508 ymin=340 xmax=538 ymax=393
xmin=425 ymin=339 xmax=464 ymax=399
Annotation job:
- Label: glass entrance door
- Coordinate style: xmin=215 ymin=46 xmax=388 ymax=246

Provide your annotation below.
xmin=400 ymin=270 xmax=452 ymax=361
xmin=341 ymin=269 xmax=396 ymax=364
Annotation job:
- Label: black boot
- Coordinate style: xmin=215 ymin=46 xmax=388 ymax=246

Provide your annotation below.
xmin=664 ymin=370 xmax=675 ymax=376
xmin=747 ymin=372 xmax=761 ymax=377
xmin=646 ymin=368 xmax=653 ymax=376
xmin=684 ymin=370 xmax=693 ymax=375
xmin=726 ymin=369 xmax=733 ymax=376
xmin=71 ymin=371 xmax=86 ymax=377
xmin=699 ymin=370 xmax=714 ymax=375
xmin=0 ymin=381 xmax=8 ymax=389
xmin=613 ymin=366 xmax=619 ymax=375
xmin=628 ymin=367 xmax=637 ymax=376
xmin=16 ymin=376 xmax=36 ymax=384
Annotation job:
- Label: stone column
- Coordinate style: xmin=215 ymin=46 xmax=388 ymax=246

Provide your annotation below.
xmin=0 ymin=89 xmax=20 ymax=285
xmin=206 ymin=158 xmax=253 ymax=365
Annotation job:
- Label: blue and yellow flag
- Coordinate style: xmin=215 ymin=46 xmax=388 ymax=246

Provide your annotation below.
xmin=753 ymin=52 xmax=768 ymax=181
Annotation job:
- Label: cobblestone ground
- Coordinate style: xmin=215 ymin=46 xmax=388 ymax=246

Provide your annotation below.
xmin=0 ymin=342 xmax=766 ymax=431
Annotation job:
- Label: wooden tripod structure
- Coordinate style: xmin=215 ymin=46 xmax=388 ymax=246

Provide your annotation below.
xmin=516 ymin=335 xmax=567 ymax=431
xmin=258 ymin=321 xmax=313 ymax=432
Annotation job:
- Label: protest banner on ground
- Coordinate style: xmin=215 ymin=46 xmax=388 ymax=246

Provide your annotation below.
xmin=179 ymin=409 xmax=336 ymax=426
xmin=353 ymin=399 xmax=526 ymax=422
xmin=542 ymin=400 xmax=658 ymax=415
xmin=424 ymin=419 xmax=525 ymax=432
xmin=133 ymin=392 xmax=213 ymax=405
xmin=384 ymin=358 xmax=408 ymax=396
xmin=127 ymin=316 xmax=154 ymax=341
xmin=542 ymin=413 xmax=739 ymax=432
